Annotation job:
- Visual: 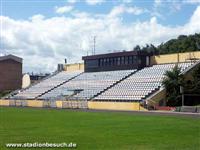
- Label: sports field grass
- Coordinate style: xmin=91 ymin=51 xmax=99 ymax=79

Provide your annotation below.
xmin=0 ymin=107 xmax=199 ymax=150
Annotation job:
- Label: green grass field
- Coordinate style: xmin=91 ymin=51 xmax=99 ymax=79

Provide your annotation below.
xmin=0 ymin=107 xmax=199 ymax=150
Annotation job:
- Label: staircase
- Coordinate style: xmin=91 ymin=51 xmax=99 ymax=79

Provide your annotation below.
xmin=36 ymin=73 xmax=83 ymax=99
xmin=4 ymin=71 xmax=61 ymax=99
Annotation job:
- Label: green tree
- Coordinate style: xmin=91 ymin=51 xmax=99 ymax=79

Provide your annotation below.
xmin=162 ymin=65 xmax=184 ymax=106
xmin=185 ymin=65 xmax=200 ymax=94
xmin=192 ymin=66 xmax=200 ymax=96
xmin=133 ymin=45 xmax=141 ymax=51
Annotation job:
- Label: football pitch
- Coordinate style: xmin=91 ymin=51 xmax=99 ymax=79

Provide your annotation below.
xmin=0 ymin=107 xmax=199 ymax=150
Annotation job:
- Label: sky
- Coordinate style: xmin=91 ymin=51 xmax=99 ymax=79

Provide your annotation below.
xmin=0 ymin=0 xmax=200 ymax=73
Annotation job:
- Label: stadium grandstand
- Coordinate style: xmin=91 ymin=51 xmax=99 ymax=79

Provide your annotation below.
xmin=0 ymin=51 xmax=200 ymax=111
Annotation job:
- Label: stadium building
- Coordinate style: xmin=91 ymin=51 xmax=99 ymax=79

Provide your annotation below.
xmin=0 ymin=54 xmax=22 ymax=92
xmin=0 ymin=51 xmax=200 ymax=111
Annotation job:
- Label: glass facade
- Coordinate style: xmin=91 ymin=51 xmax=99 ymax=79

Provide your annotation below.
xmin=85 ymin=59 xmax=98 ymax=68
xmin=98 ymin=56 xmax=138 ymax=67
xmin=83 ymin=51 xmax=150 ymax=72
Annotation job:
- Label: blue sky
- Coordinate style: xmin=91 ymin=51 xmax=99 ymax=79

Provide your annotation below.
xmin=0 ymin=0 xmax=200 ymax=73
xmin=1 ymin=0 xmax=198 ymax=26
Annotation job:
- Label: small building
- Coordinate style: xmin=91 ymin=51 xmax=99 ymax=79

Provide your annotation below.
xmin=82 ymin=51 xmax=151 ymax=72
xmin=0 ymin=54 xmax=22 ymax=91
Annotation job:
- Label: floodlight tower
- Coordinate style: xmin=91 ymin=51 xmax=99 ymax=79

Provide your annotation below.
xmin=93 ymin=36 xmax=96 ymax=55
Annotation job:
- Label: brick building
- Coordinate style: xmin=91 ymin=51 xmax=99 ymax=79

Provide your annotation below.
xmin=0 ymin=54 xmax=22 ymax=91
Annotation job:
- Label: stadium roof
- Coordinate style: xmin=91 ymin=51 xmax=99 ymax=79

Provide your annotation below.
xmin=0 ymin=54 xmax=22 ymax=63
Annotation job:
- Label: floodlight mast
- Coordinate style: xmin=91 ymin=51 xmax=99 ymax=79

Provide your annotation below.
xmin=93 ymin=36 xmax=96 ymax=55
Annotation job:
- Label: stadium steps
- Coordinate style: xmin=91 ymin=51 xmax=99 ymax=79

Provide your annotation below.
xmin=3 ymin=71 xmax=61 ymax=99
xmin=36 ymin=73 xmax=83 ymax=99
xmin=91 ymin=69 xmax=139 ymax=100
xmin=59 ymin=90 xmax=83 ymax=100
xmin=24 ymin=71 xmax=60 ymax=92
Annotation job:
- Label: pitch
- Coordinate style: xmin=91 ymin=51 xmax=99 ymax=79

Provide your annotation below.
xmin=0 ymin=107 xmax=199 ymax=150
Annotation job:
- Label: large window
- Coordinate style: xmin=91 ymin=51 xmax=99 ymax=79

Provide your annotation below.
xmin=125 ymin=56 xmax=128 ymax=65
xmin=114 ymin=57 xmax=117 ymax=66
xmin=121 ymin=56 xmax=124 ymax=65
xmin=128 ymin=56 xmax=133 ymax=64
xmin=85 ymin=59 xmax=98 ymax=68
xmin=117 ymin=57 xmax=121 ymax=66
xmin=99 ymin=59 xmax=103 ymax=66
xmin=110 ymin=58 xmax=113 ymax=66
xmin=133 ymin=56 xmax=137 ymax=64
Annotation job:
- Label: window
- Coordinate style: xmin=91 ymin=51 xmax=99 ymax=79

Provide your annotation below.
xmin=114 ymin=57 xmax=117 ymax=66
xmin=104 ymin=58 xmax=107 ymax=66
xmin=85 ymin=59 xmax=98 ymax=68
xmin=125 ymin=56 xmax=128 ymax=65
xmin=121 ymin=56 xmax=124 ymax=65
xmin=110 ymin=58 xmax=113 ymax=66
xmin=133 ymin=56 xmax=137 ymax=64
xmin=100 ymin=59 xmax=103 ymax=66
xmin=117 ymin=57 xmax=121 ymax=66
xmin=129 ymin=56 xmax=133 ymax=64
xmin=106 ymin=58 xmax=109 ymax=66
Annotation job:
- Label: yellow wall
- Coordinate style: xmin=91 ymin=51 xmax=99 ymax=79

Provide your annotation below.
xmin=147 ymin=89 xmax=166 ymax=107
xmin=64 ymin=63 xmax=84 ymax=72
xmin=27 ymin=100 xmax=44 ymax=107
xmin=0 ymin=100 xmax=10 ymax=106
xmin=0 ymin=99 xmax=16 ymax=106
xmin=56 ymin=101 xmax=63 ymax=108
xmin=1 ymin=99 xmax=147 ymax=111
xmin=151 ymin=51 xmax=200 ymax=65
xmin=88 ymin=101 xmax=147 ymax=111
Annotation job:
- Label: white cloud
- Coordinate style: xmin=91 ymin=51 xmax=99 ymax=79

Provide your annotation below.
xmin=68 ymin=0 xmax=77 ymax=4
xmin=85 ymin=0 xmax=105 ymax=5
xmin=121 ymin=0 xmax=132 ymax=3
xmin=109 ymin=4 xmax=146 ymax=17
xmin=154 ymin=0 xmax=162 ymax=7
xmin=55 ymin=5 xmax=73 ymax=14
xmin=152 ymin=0 xmax=183 ymax=19
xmin=183 ymin=0 xmax=200 ymax=4
xmin=1 ymin=6 xmax=200 ymax=73
xmin=30 ymin=14 xmax=45 ymax=21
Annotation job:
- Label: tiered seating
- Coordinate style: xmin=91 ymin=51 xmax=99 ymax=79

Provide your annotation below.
xmin=12 ymin=71 xmax=82 ymax=99
xmin=40 ymin=70 xmax=136 ymax=100
xmin=94 ymin=62 xmax=194 ymax=101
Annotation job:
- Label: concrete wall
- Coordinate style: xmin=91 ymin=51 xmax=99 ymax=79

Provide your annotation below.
xmin=26 ymin=100 xmax=44 ymax=107
xmin=0 ymin=99 xmax=15 ymax=106
xmin=150 ymin=51 xmax=200 ymax=65
xmin=64 ymin=63 xmax=84 ymax=72
xmin=1 ymin=99 xmax=146 ymax=111
xmin=0 ymin=59 xmax=22 ymax=91
xmin=56 ymin=101 xmax=63 ymax=108
xmin=147 ymin=89 xmax=166 ymax=107
xmin=88 ymin=101 xmax=147 ymax=111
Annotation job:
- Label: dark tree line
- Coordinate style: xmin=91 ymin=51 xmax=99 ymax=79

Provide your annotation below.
xmin=133 ymin=33 xmax=200 ymax=54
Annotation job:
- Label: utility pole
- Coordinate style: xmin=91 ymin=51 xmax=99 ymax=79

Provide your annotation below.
xmin=93 ymin=36 xmax=96 ymax=55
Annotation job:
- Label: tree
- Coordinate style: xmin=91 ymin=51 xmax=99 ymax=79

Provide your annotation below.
xmin=185 ymin=65 xmax=200 ymax=94
xmin=133 ymin=45 xmax=141 ymax=51
xmin=162 ymin=65 xmax=184 ymax=106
